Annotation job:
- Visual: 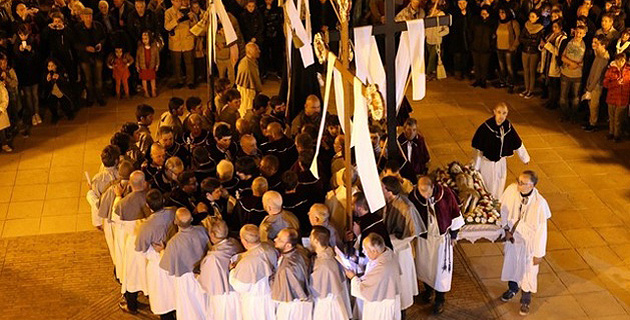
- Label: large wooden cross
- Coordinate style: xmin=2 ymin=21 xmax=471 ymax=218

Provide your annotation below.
xmin=329 ymin=4 xmax=452 ymax=161
xmin=322 ymin=2 xmax=451 ymax=235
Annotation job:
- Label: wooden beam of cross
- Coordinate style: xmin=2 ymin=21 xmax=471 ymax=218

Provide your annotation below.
xmin=328 ymin=9 xmax=452 ymax=161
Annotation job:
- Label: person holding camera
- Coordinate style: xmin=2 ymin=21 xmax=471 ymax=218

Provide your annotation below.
xmin=41 ymin=58 xmax=75 ymax=124
xmin=164 ymin=0 xmax=197 ymax=89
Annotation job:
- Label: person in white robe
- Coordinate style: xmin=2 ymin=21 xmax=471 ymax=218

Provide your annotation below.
xmin=198 ymin=217 xmax=245 ymax=320
xmin=159 ymin=208 xmax=209 ymax=320
xmin=112 ymin=170 xmax=149 ymax=314
xmin=271 ymin=228 xmax=313 ymax=320
xmin=381 ymin=176 xmax=427 ymax=311
xmin=97 ymin=160 xmax=135 ymax=270
xmin=135 ymin=190 xmax=177 ymax=320
xmin=307 ymin=204 xmax=342 ymax=249
xmin=472 ymin=103 xmax=530 ymax=199
xmin=309 ymin=226 xmax=351 ymax=320
xmin=229 ymin=224 xmax=278 ymax=320
xmin=408 ymin=176 xmax=465 ymax=315
xmin=345 ymin=233 xmax=402 ymax=320
xmin=499 ymin=171 xmax=551 ymax=316
xmin=259 ymin=191 xmax=300 ymax=242
xmin=325 ymin=168 xmax=358 ymax=236
xmin=86 ymin=145 xmax=120 ymax=229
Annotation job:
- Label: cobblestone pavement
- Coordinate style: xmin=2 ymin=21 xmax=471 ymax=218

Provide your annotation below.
xmin=0 ymin=231 xmax=496 ymax=320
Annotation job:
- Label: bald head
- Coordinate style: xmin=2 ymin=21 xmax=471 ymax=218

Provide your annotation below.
xmin=240 ymin=224 xmax=261 ymax=247
xmin=176 ymin=208 xmax=193 ymax=228
xmin=207 ymin=217 xmax=228 ymax=243
xmin=417 ymin=176 xmax=434 ymax=198
xmin=129 ymin=171 xmax=146 ymax=190
xmin=216 ymin=160 xmax=234 ymax=181
xmin=239 ymin=134 xmax=257 ymax=156
xmin=262 ymin=190 xmax=283 ymax=214
xmin=266 ymin=122 xmax=284 ymax=140
xmin=150 ymin=143 xmax=166 ymax=167
xmin=308 ymin=203 xmax=330 ymax=226
xmin=251 ymin=176 xmax=269 ymax=197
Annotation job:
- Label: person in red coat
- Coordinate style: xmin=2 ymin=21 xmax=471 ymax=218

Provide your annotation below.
xmin=397 ymin=118 xmax=431 ymax=184
xmin=603 ymin=53 xmax=630 ymax=141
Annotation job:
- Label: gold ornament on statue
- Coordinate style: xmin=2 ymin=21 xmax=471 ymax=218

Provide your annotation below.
xmin=366 ymin=83 xmax=384 ymax=121
xmin=314 ymin=32 xmax=328 ymax=64
xmin=336 ymin=0 xmax=350 ymax=23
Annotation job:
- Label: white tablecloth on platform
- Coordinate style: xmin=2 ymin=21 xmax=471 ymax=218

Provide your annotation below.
xmin=458 ymin=224 xmax=504 ymax=243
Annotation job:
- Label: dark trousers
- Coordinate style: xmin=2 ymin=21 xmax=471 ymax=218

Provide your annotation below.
xmin=424 ymin=282 xmax=446 ymax=303
xmin=508 ymin=281 xmax=532 ymax=304
xmin=80 ymin=60 xmax=104 ymax=103
xmin=171 ymin=50 xmax=195 ymax=85
xmin=453 ymin=52 xmax=470 ymax=76
xmin=46 ymin=96 xmax=73 ymax=119
xmin=160 ymin=311 xmax=176 ymax=320
xmin=548 ymin=77 xmax=561 ymax=108
xmin=497 ymin=50 xmax=516 ymax=86
xmin=472 ymin=52 xmax=491 ymax=82
xmin=123 ymin=291 xmax=138 ymax=312
xmin=261 ymin=37 xmax=284 ymax=75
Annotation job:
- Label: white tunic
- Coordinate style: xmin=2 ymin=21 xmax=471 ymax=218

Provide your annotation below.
xmin=207 ymin=291 xmax=242 ymax=320
xmin=500 ymin=184 xmax=551 ymax=293
xmin=103 ymin=217 xmax=116 ymax=265
xmin=111 ymin=212 xmax=125 ymax=281
xmin=229 ymin=274 xmax=276 ymax=320
xmin=474 ymin=145 xmax=530 ymax=199
xmin=174 ymin=272 xmax=207 ymax=320
xmin=276 ymin=300 xmax=313 ymax=320
xmin=313 ymin=292 xmax=350 ymax=320
xmin=391 ymin=236 xmax=418 ymax=310
xmin=120 ymin=219 xmax=147 ymax=294
xmin=415 ymin=212 xmax=465 ymax=292
xmin=350 ymin=277 xmax=401 ymax=320
xmin=86 ymin=190 xmax=101 ymax=227
xmin=145 ymin=247 xmax=176 ymax=315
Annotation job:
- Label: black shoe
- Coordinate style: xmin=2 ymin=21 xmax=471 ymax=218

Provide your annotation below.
xmin=501 ymin=290 xmax=517 ymax=302
xmin=519 ymin=303 xmax=530 ymax=316
xmin=51 ymin=115 xmax=59 ymax=124
xmin=607 ymin=134 xmax=615 ymax=140
xmin=85 ymin=100 xmax=94 ymax=107
xmin=67 ymin=112 xmax=75 ymax=121
xmin=169 ymin=82 xmax=184 ymax=89
xmin=433 ymin=301 xmax=445 ymax=315
xmin=188 ymin=83 xmax=196 ymax=89
xmin=495 ymin=82 xmax=506 ymax=88
xmin=471 ymin=81 xmax=480 ymax=87
xmin=421 ymin=290 xmax=432 ymax=304
xmin=582 ymin=124 xmax=596 ymax=132
xmin=507 ymin=86 xmax=514 ymax=94
xmin=480 ymin=81 xmax=487 ymax=88
xmin=97 ymin=98 xmax=106 ymax=106
xmin=118 ymin=301 xmax=138 ymax=315
xmin=614 ymin=137 xmax=622 ymax=143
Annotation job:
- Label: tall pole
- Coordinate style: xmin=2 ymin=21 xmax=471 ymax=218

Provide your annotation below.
xmin=340 ymin=7 xmax=353 ymax=234
xmin=384 ymin=0 xmax=398 ymax=161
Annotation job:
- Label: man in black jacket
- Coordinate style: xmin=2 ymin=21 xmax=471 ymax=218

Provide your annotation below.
xmin=75 ymin=8 xmax=107 ymax=106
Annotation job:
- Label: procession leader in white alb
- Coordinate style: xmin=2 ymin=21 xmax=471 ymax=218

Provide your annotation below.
xmin=159 ymin=208 xmax=209 ymax=320
xmin=309 ymin=226 xmax=352 ymax=320
xmin=134 ymin=190 xmax=176 ymax=319
xmin=472 ymin=103 xmax=530 ymax=199
xmin=271 ymin=228 xmax=313 ymax=320
xmin=345 ymin=233 xmax=402 ymax=320
xmin=198 ymin=217 xmax=245 ymax=320
xmin=408 ymin=176 xmax=465 ymax=315
xmin=499 ymin=170 xmax=551 ymax=316
xmin=229 ymin=224 xmax=278 ymax=320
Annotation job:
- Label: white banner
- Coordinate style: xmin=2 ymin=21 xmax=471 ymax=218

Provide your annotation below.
xmin=352 ymin=78 xmax=385 ymax=213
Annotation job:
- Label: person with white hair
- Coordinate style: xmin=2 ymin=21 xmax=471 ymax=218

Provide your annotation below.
xmin=159 ymin=208 xmax=209 ymax=319
xmin=308 ymin=203 xmax=342 ymax=249
xmin=259 ymin=191 xmax=300 ymax=242
xmin=229 ymin=224 xmax=278 ymax=320
xmin=199 ymin=217 xmax=245 ymax=320
xmin=112 ymin=170 xmax=149 ymax=314
xmin=345 ymin=233 xmax=402 ymax=320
